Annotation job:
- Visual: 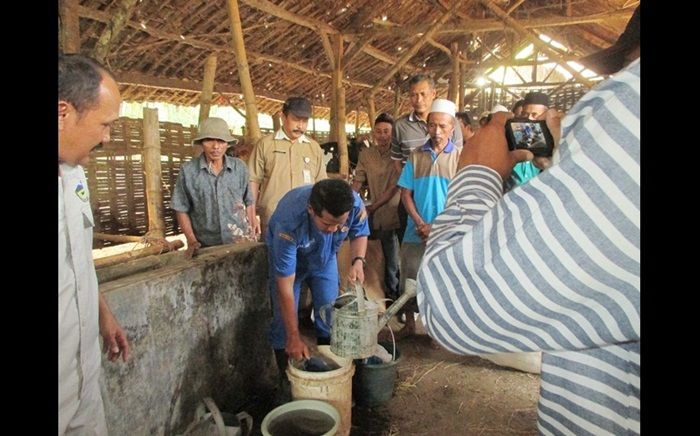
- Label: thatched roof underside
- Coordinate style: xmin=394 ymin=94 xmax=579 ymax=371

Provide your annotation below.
xmin=64 ymin=0 xmax=638 ymax=125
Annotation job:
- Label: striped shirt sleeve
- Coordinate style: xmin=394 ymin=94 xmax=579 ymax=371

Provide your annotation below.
xmin=417 ymin=59 xmax=640 ymax=357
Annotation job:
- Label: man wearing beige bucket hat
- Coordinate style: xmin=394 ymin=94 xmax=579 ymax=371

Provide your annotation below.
xmin=172 ymin=117 xmax=256 ymax=258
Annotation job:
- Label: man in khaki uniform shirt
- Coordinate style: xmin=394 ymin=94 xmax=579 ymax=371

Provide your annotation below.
xmin=352 ymin=113 xmax=401 ymax=300
xmin=248 ymin=97 xmax=327 ymax=233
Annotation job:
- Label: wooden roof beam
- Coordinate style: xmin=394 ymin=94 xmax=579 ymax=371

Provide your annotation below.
xmin=240 ymin=0 xmax=337 ymax=34
xmin=367 ymin=10 xmax=634 ymax=37
xmin=76 ymin=5 xmax=374 ymax=90
xmin=370 ymin=0 xmax=465 ymax=96
xmin=117 ymin=71 xmax=289 ymax=103
xmin=92 ymin=0 xmax=140 ymax=63
xmin=477 ymin=0 xmax=592 ymax=88
xmin=240 ymin=0 xmax=422 ymax=72
xmin=59 ymin=0 xmax=81 ymax=53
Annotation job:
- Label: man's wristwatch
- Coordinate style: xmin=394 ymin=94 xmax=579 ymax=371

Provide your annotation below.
xmin=351 ymin=256 xmax=366 ymax=268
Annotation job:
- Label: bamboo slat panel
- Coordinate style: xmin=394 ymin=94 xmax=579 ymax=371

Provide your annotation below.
xmin=87 ymin=117 xmax=197 ymax=248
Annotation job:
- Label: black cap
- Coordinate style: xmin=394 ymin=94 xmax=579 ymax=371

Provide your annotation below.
xmin=579 ymin=6 xmax=640 ymax=75
xmin=282 ymin=96 xmax=312 ymax=118
xmin=523 ymin=92 xmax=550 ymax=107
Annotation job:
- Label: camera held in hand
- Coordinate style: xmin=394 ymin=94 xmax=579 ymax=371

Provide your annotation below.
xmin=505 ymin=119 xmax=554 ymax=157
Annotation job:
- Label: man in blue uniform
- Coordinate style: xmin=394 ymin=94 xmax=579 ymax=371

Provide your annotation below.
xmin=266 ymin=179 xmax=369 ymax=376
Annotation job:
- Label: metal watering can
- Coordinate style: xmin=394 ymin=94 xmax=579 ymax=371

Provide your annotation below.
xmin=320 ymin=279 xmax=417 ymax=359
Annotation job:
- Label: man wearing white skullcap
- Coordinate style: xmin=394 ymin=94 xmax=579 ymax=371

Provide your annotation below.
xmin=395 ymin=98 xmax=462 ymax=337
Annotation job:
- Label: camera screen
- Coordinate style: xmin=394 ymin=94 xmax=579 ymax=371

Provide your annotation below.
xmin=510 ymin=121 xmax=548 ymax=150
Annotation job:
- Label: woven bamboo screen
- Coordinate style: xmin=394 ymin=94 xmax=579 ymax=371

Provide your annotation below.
xmin=464 ymin=84 xmax=588 ymax=121
xmin=86 ymin=117 xmax=197 ymax=248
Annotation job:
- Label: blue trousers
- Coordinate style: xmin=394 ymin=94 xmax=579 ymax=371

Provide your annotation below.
xmin=268 ymin=257 xmax=340 ymax=349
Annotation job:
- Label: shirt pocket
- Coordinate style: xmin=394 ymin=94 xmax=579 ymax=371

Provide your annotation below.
xmin=81 ymin=204 xmax=95 ymax=229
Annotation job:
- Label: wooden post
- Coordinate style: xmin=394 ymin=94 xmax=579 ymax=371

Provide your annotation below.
xmin=272 ymin=110 xmax=281 ymax=132
xmin=392 ymin=76 xmax=402 ymax=119
xmin=367 ymin=94 xmax=376 ymax=128
xmin=92 ymin=0 xmax=139 ymax=63
xmin=226 ymin=0 xmax=262 ymax=142
xmin=448 ymin=41 xmax=460 ymax=104
xmin=330 ymin=82 xmax=338 ymax=142
xmin=458 ymin=61 xmax=466 ymax=110
xmin=142 ymin=108 xmax=165 ymax=239
xmin=354 ymin=108 xmax=360 ymax=137
xmin=311 ymin=104 xmax=316 ymax=138
xmin=198 ymin=55 xmax=218 ymax=127
xmin=94 ymin=240 xmax=184 ymax=269
xmin=59 ymin=0 xmax=80 ymax=54
xmin=333 ymin=33 xmax=349 ymax=178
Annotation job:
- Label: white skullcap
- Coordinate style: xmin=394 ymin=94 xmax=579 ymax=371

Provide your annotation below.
xmin=491 ymin=104 xmax=509 ymax=113
xmin=429 ymin=98 xmax=457 ymax=118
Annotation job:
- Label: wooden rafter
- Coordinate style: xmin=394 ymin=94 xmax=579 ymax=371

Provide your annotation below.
xmin=370 ymin=0 xmax=465 ymax=96
xmin=368 ymin=10 xmax=633 ymax=37
xmin=76 ymin=5 xmax=375 ymax=91
xmin=92 ymin=0 xmax=139 ymax=63
xmin=240 ymin=0 xmax=423 ymax=72
xmin=59 ymin=0 xmax=81 ymax=53
xmin=477 ymin=0 xmax=593 ymax=88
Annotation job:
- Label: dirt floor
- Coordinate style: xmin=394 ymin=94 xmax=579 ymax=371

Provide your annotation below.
xmin=348 ymin=324 xmax=541 ymax=436
xmin=244 ymin=318 xmax=540 ymax=436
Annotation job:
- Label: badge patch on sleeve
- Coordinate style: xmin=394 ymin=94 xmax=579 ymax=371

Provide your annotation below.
xmin=75 ymin=182 xmax=89 ymax=202
xmin=277 ymin=232 xmax=295 ymax=243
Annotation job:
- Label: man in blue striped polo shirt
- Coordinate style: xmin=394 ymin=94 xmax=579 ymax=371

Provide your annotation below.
xmin=397 ymin=98 xmax=461 ymax=336
xmin=417 ymin=6 xmax=640 ymax=433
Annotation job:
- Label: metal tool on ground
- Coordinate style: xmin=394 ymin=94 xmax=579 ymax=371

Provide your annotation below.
xmin=320 ymin=279 xmax=417 ymax=359
xmin=180 ymin=397 xmax=252 ymax=436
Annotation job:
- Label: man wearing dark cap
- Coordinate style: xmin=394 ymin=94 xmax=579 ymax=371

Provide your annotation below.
xmin=511 ymin=99 xmax=525 ymax=118
xmin=172 ymin=117 xmax=256 ymax=257
xmin=521 ymin=91 xmax=550 ymax=121
xmin=248 ymin=96 xmax=327 ymax=234
xmin=504 ymin=91 xmax=552 ymax=190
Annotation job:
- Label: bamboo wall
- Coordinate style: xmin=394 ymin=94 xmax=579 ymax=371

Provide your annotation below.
xmin=86 ymin=117 xmax=197 ymax=248
xmin=464 ymin=84 xmax=588 ymax=121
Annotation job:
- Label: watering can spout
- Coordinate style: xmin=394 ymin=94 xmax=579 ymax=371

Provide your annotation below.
xmin=377 ymin=279 xmax=417 ymax=332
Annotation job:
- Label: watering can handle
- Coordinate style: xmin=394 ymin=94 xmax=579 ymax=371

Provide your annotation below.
xmin=348 ymin=281 xmax=366 ymax=312
xmin=236 ymin=411 xmax=253 ymax=436
xmin=201 ymin=397 xmax=227 ymax=436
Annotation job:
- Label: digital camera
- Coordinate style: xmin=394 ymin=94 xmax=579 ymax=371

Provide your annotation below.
xmin=505 ymin=119 xmax=554 ymax=157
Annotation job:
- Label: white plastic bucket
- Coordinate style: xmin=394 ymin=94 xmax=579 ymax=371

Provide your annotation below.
xmin=286 ymin=346 xmax=354 ymax=436
xmin=261 ymin=399 xmax=340 ymax=436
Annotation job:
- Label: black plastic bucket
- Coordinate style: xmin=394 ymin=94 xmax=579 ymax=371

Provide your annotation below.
xmin=352 ymin=341 xmax=402 ymax=407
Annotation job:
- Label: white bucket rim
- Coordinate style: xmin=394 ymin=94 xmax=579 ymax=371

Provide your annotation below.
xmin=260 ymin=399 xmax=340 ymax=436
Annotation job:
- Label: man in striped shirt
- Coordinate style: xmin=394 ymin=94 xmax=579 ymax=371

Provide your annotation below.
xmin=416 ymin=54 xmax=640 ymax=435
